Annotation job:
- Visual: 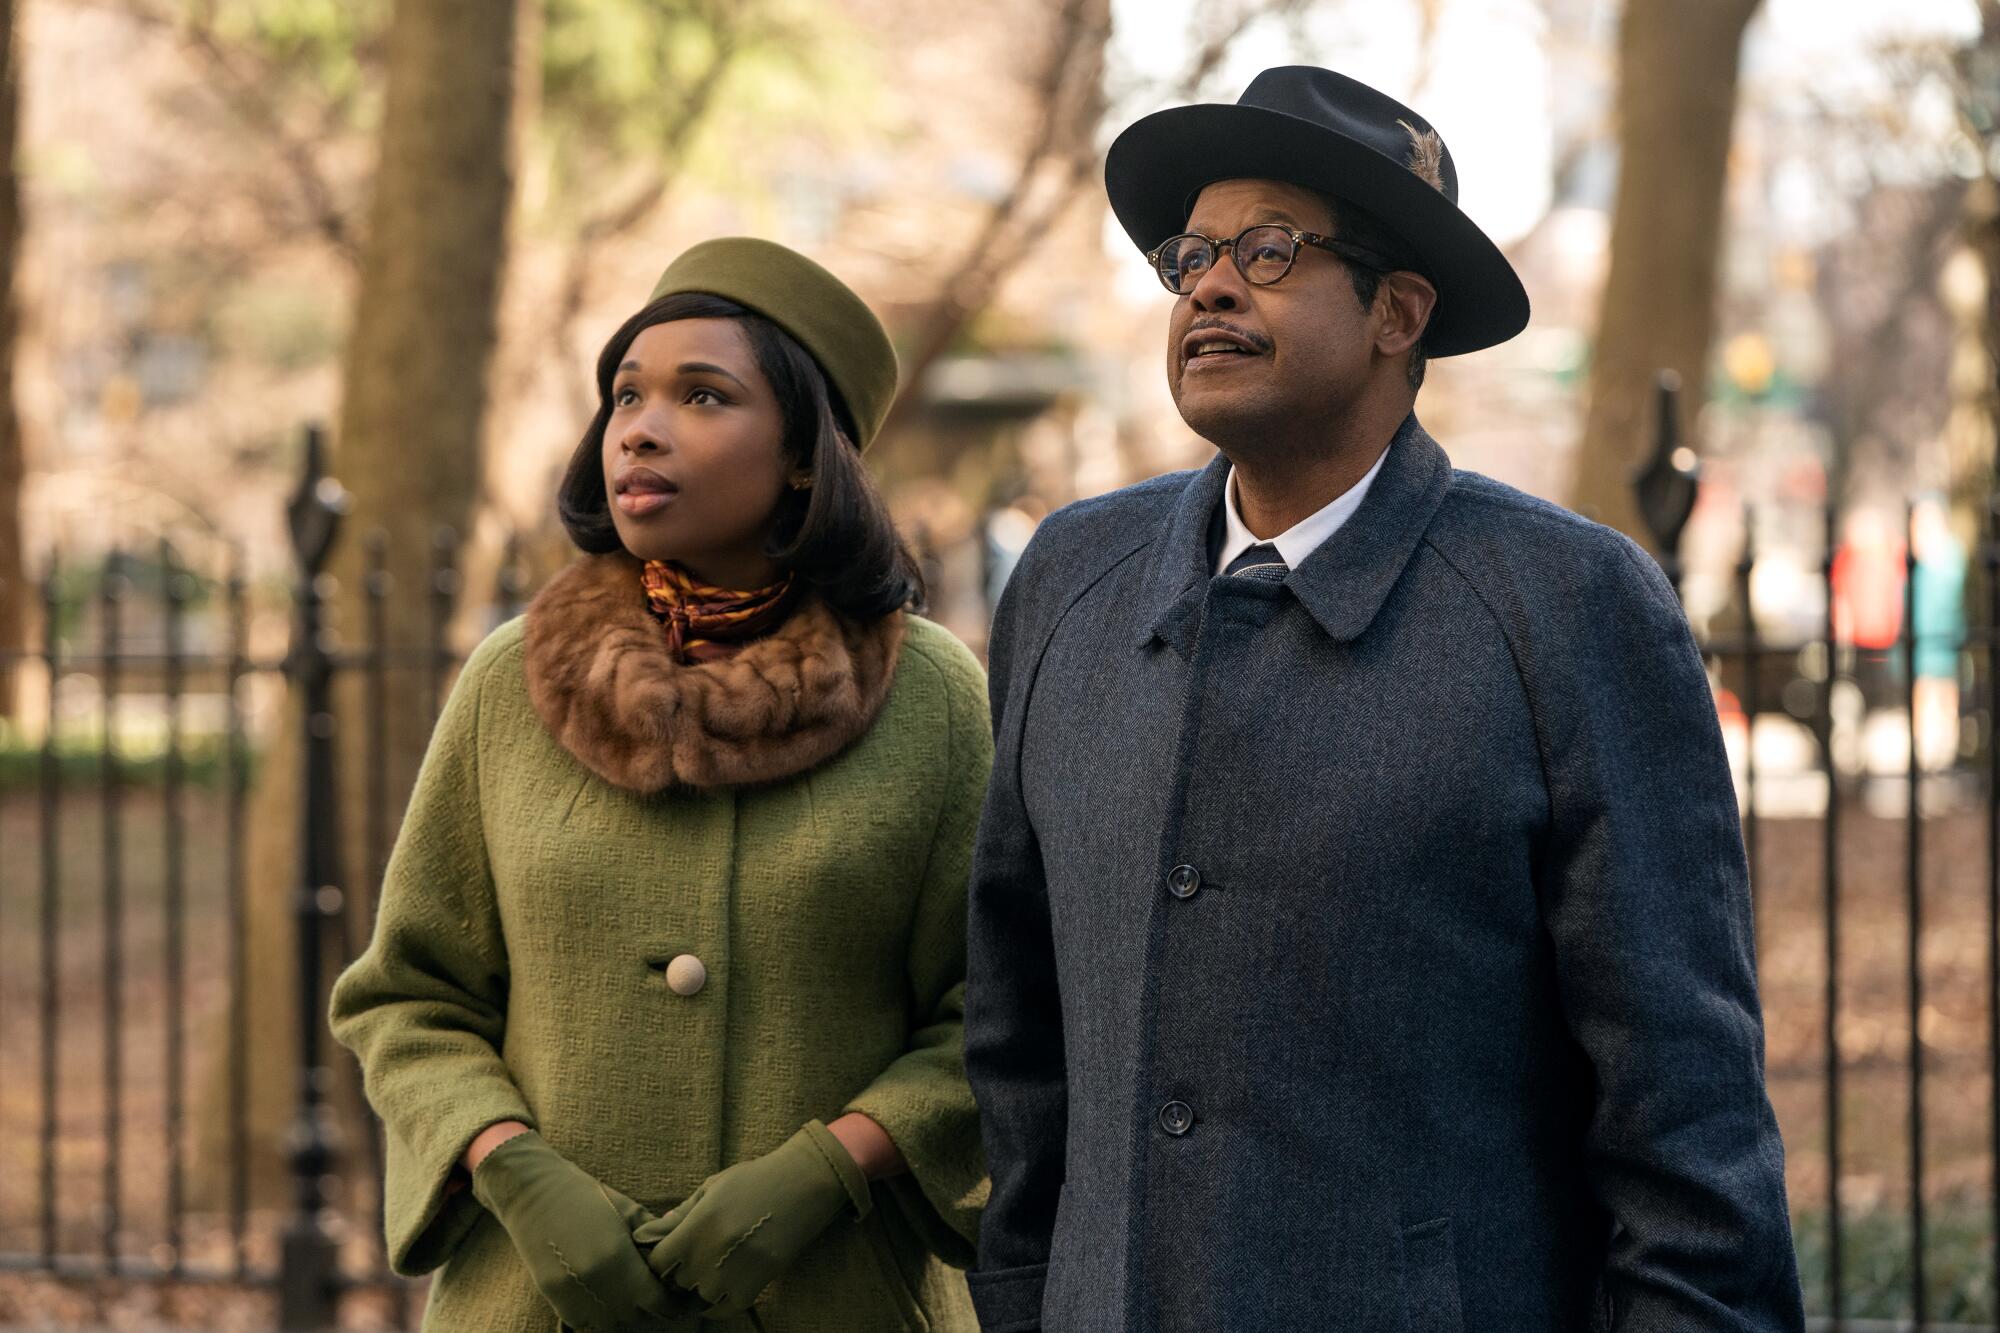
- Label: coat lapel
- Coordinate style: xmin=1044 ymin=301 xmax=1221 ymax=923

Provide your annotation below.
xmin=1286 ymin=415 xmax=1454 ymax=643
xmin=1138 ymin=415 xmax=1454 ymax=655
xmin=1137 ymin=453 xmax=1231 ymax=656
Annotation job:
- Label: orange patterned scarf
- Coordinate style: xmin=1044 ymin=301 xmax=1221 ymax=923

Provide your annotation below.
xmin=640 ymin=560 xmax=800 ymax=663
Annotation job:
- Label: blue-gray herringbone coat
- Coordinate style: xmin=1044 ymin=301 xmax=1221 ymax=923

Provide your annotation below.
xmin=962 ymin=418 xmax=1804 ymax=1332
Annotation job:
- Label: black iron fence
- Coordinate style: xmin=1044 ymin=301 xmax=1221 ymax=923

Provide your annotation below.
xmin=0 ymin=429 xmax=525 ymax=1326
xmin=1635 ymin=374 xmax=1998 ymax=1329
xmin=3 ymin=403 xmax=2000 ymax=1328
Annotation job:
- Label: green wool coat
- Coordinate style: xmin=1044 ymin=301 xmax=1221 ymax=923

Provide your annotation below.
xmin=329 ymin=569 xmax=992 ymax=1333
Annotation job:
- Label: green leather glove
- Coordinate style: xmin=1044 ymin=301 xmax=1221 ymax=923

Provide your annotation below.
xmin=633 ymin=1120 xmax=873 ymax=1320
xmin=471 ymin=1130 xmax=690 ymax=1331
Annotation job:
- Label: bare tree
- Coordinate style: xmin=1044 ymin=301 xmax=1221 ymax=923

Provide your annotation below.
xmin=871 ymin=0 xmax=1111 ymax=452
xmin=0 ymin=0 xmax=20 ymax=721
xmin=326 ymin=0 xmax=525 ymax=801
xmin=1960 ymin=2 xmax=2000 ymax=506
xmin=1568 ymin=0 xmax=1762 ymax=543
xmin=195 ymin=0 xmax=529 ymax=1207
xmin=93 ymin=0 xmax=374 ymax=263
xmin=873 ymin=0 xmax=1311 ymax=458
xmin=537 ymin=0 xmax=763 ymax=423
xmin=1817 ymin=185 xmax=1960 ymax=505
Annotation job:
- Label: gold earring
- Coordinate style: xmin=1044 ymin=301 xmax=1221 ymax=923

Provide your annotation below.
xmin=789 ymin=475 xmax=813 ymax=491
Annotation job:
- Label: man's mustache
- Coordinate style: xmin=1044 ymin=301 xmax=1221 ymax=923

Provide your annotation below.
xmin=1183 ymin=319 xmax=1273 ymax=354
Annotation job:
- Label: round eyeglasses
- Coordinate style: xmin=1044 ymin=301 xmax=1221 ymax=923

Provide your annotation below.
xmin=1147 ymin=224 xmax=1395 ymax=296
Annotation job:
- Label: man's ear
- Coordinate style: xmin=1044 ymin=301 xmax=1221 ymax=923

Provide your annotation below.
xmin=1374 ymin=271 xmax=1438 ymax=359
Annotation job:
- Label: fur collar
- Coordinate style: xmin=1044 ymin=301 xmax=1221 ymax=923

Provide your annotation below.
xmin=522 ymin=552 xmax=905 ymax=792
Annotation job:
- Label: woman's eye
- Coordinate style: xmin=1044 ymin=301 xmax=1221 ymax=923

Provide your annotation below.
xmin=614 ymin=387 xmax=639 ymax=407
xmin=687 ymin=387 xmax=726 ymax=406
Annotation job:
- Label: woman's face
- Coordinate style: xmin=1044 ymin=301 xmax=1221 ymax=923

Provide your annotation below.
xmin=601 ymin=318 xmax=796 ymax=587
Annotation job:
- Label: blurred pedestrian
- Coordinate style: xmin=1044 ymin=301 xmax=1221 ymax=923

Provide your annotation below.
xmin=1831 ymin=506 xmax=1905 ymax=709
xmin=1911 ymin=494 xmax=1966 ymax=771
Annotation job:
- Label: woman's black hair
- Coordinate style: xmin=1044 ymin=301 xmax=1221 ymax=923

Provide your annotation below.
xmin=557 ymin=292 xmax=925 ymax=619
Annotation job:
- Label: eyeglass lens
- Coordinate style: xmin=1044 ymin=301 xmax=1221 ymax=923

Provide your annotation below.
xmin=1155 ymin=225 xmax=1297 ymax=294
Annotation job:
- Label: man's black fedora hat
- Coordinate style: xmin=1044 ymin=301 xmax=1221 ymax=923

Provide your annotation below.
xmin=1105 ymin=66 xmax=1529 ymax=357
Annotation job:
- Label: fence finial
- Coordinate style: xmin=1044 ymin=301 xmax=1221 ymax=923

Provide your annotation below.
xmin=285 ymin=423 xmax=350 ymax=578
xmin=1633 ymin=370 xmax=1700 ymax=592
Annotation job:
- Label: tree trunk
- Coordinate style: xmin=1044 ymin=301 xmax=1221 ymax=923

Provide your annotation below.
xmin=194 ymin=0 xmax=525 ymax=1213
xmin=1965 ymin=4 xmax=2000 ymax=513
xmin=0 ymin=0 xmax=23 ymax=723
xmin=1567 ymin=0 xmax=1761 ymax=545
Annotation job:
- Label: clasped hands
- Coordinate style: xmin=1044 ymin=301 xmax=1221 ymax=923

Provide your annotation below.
xmin=471 ymin=1120 xmax=873 ymax=1330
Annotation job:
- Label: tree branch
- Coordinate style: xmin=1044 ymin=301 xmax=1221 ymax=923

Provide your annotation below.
xmin=90 ymin=0 xmax=360 ymax=263
xmin=549 ymin=6 xmax=752 ymax=420
xmin=876 ymin=0 xmax=1309 ymax=450
xmin=1406 ymin=0 xmax=1447 ymax=105
xmin=1162 ymin=0 xmax=1304 ymax=99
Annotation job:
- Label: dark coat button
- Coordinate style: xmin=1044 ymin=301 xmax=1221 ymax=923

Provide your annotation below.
xmin=1159 ymin=1101 xmax=1195 ymax=1136
xmin=1166 ymin=865 xmax=1201 ymax=899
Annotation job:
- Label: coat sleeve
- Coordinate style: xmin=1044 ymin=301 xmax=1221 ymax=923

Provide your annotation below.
xmin=1533 ymin=537 xmax=1804 ymax=1331
xmin=961 ymin=565 xmax=1067 ymax=1333
xmin=328 ymin=630 xmax=536 ymax=1277
xmin=841 ymin=627 xmax=995 ymax=1267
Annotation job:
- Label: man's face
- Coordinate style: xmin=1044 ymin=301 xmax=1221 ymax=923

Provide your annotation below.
xmin=1166 ymin=178 xmax=1377 ymax=447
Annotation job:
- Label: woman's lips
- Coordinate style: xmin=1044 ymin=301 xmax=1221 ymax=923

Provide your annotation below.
xmin=615 ymin=468 xmax=678 ymax=517
xmin=615 ymin=488 xmax=675 ymax=517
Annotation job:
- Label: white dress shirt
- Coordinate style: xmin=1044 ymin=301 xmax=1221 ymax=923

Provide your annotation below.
xmin=1212 ymin=445 xmax=1391 ymax=576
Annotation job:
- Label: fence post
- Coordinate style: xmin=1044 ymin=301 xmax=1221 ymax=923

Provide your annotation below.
xmin=278 ymin=424 xmax=349 ymax=1330
xmin=1632 ymin=369 xmax=1700 ymax=592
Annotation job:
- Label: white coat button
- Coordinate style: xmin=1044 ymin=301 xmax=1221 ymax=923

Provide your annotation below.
xmin=665 ymin=955 xmax=707 ymax=996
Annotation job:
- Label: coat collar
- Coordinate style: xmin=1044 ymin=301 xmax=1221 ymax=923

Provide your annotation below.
xmin=522 ymin=551 xmax=905 ymax=792
xmin=1141 ymin=414 xmax=1454 ymax=655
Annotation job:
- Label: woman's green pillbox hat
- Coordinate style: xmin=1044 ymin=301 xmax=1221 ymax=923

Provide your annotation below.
xmin=648 ymin=237 xmax=900 ymax=450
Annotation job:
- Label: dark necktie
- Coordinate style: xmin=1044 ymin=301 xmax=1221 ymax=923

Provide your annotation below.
xmin=1222 ymin=542 xmax=1288 ymax=581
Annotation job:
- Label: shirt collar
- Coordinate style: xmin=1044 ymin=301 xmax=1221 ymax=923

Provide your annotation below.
xmin=1212 ymin=445 xmax=1391 ymax=577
